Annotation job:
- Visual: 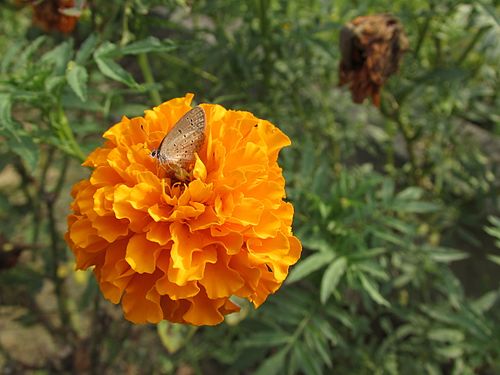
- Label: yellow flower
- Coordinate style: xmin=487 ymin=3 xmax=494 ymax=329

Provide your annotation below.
xmin=65 ymin=94 xmax=302 ymax=325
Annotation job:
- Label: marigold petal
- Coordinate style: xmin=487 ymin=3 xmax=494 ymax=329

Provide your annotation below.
xmin=125 ymin=233 xmax=162 ymax=274
xmin=122 ymin=273 xmax=163 ymax=323
xmin=91 ymin=215 xmax=129 ymax=242
xmin=183 ymin=289 xmax=225 ymax=326
xmin=145 ymin=221 xmax=172 ymax=246
xmin=156 ymin=253 xmax=200 ymax=299
xmin=193 ymin=154 xmax=207 ymax=181
xmin=200 ymin=251 xmax=244 ymax=299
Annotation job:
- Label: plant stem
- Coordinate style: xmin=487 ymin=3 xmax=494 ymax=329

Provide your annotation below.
xmin=414 ymin=16 xmax=430 ymax=58
xmin=138 ymin=53 xmax=162 ymax=105
xmin=457 ymin=26 xmax=491 ymax=66
xmin=381 ymin=96 xmax=420 ymax=185
xmin=54 ymin=105 xmax=86 ymax=162
xmin=90 ymin=293 xmax=102 ymax=375
xmin=46 ymin=154 xmax=73 ymax=341
xmin=159 ymin=54 xmax=218 ymax=83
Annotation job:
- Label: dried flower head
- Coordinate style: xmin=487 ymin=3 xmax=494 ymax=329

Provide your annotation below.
xmin=339 ymin=14 xmax=409 ymax=107
xmin=18 ymin=0 xmax=82 ymax=33
xmin=65 ymin=94 xmax=302 ymax=325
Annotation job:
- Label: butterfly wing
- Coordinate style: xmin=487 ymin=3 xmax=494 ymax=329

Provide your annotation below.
xmin=156 ymin=106 xmax=206 ymax=170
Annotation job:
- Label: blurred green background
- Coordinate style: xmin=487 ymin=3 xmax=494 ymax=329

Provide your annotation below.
xmin=0 ymin=0 xmax=499 ymax=374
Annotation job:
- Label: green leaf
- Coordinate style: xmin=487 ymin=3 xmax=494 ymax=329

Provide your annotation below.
xmin=394 ymin=201 xmax=440 ymax=213
xmin=253 ymin=347 xmax=288 ymax=375
xmin=293 ymin=342 xmax=323 ymax=375
xmin=241 ymin=333 xmax=290 ymax=348
xmin=396 ymin=187 xmax=423 ymax=200
xmin=428 ymin=328 xmax=465 ymax=342
xmin=18 ymin=36 xmax=46 ymax=67
xmin=120 ymin=37 xmax=176 ymax=55
xmin=435 ymin=345 xmax=464 ymax=359
xmin=286 ymin=251 xmax=335 ymax=284
xmin=372 ymin=230 xmax=407 ymax=246
xmin=472 ymin=290 xmax=499 ymax=313
xmin=349 ymin=247 xmax=387 ymax=261
xmin=94 ymin=42 xmax=138 ymax=87
xmin=428 ymin=247 xmax=469 ymax=263
xmin=359 ymin=274 xmax=390 ymax=307
xmin=66 ymin=62 xmax=88 ymax=102
xmin=9 ymin=132 xmax=39 ymax=171
xmin=0 ymin=94 xmax=17 ymax=138
xmin=41 ymin=40 xmax=74 ymax=75
xmin=1 ymin=40 xmax=25 ymax=73
xmin=487 ymin=254 xmax=500 ymax=266
xmin=320 ymin=257 xmax=347 ymax=304
xmin=76 ymin=33 xmax=98 ymax=65
xmin=157 ymin=321 xmax=196 ymax=354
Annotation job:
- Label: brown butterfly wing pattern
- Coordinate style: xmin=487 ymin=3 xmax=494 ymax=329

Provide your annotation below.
xmin=151 ymin=106 xmax=206 ymax=180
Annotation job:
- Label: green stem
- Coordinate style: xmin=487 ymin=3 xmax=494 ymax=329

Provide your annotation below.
xmin=46 ymin=156 xmax=73 ymax=341
xmin=47 ymin=197 xmax=71 ymax=337
xmin=138 ymin=53 xmax=162 ymax=105
xmin=457 ymin=26 xmax=490 ymax=66
xmin=159 ymin=54 xmax=218 ymax=83
xmin=414 ymin=16 xmax=430 ymax=58
xmin=52 ymin=105 xmax=86 ymax=162
xmin=90 ymin=293 xmax=102 ymax=375
xmin=258 ymin=0 xmax=272 ymax=95
xmin=381 ymin=96 xmax=420 ymax=185
xmin=32 ymin=147 xmax=55 ymax=245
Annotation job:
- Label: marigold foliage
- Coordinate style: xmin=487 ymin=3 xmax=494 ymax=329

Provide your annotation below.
xmin=65 ymin=94 xmax=302 ymax=325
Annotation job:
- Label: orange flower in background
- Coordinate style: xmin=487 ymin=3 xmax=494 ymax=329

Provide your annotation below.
xmin=65 ymin=94 xmax=302 ymax=326
xmin=18 ymin=0 xmax=82 ymax=33
xmin=339 ymin=14 xmax=409 ymax=107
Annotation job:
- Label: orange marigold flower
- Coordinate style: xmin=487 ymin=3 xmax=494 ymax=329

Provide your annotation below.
xmin=65 ymin=94 xmax=302 ymax=325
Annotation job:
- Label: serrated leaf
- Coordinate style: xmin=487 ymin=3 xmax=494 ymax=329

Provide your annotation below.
xmin=435 ymin=345 xmax=464 ymax=359
xmin=396 ymin=187 xmax=423 ymax=200
xmin=472 ymin=290 xmax=498 ymax=313
xmin=394 ymin=201 xmax=440 ymax=213
xmin=19 ymin=36 xmax=46 ymax=67
xmin=428 ymin=328 xmax=465 ymax=342
xmin=41 ymin=40 xmax=74 ymax=75
xmin=10 ymin=132 xmax=39 ymax=171
xmin=120 ymin=37 xmax=176 ymax=55
xmin=1 ymin=40 xmax=25 ymax=73
xmin=286 ymin=251 xmax=335 ymax=284
xmin=359 ymin=274 xmax=390 ymax=307
xmin=428 ymin=248 xmax=469 ymax=263
xmin=94 ymin=42 xmax=138 ymax=87
xmin=66 ymin=62 xmax=88 ymax=101
xmin=293 ymin=342 xmax=323 ymax=375
xmin=356 ymin=262 xmax=389 ymax=281
xmin=0 ymin=94 xmax=17 ymax=137
xmin=487 ymin=254 xmax=500 ymax=266
xmin=485 ymin=226 xmax=500 ymax=239
xmin=320 ymin=257 xmax=347 ymax=304
xmin=349 ymin=247 xmax=387 ymax=261
xmin=241 ymin=333 xmax=290 ymax=348
xmin=76 ymin=33 xmax=98 ymax=65
xmin=372 ymin=230 xmax=407 ymax=246
xmin=253 ymin=347 xmax=288 ymax=375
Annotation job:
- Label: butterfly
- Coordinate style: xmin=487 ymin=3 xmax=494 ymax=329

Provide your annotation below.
xmin=150 ymin=106 xmax=206 ymax=182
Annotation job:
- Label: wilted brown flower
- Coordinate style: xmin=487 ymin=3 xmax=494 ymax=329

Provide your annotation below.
xmin=339 ymin=14 xmax=409 ymax=107
xmin=18 ymin=0 xmax=82 ymax=34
